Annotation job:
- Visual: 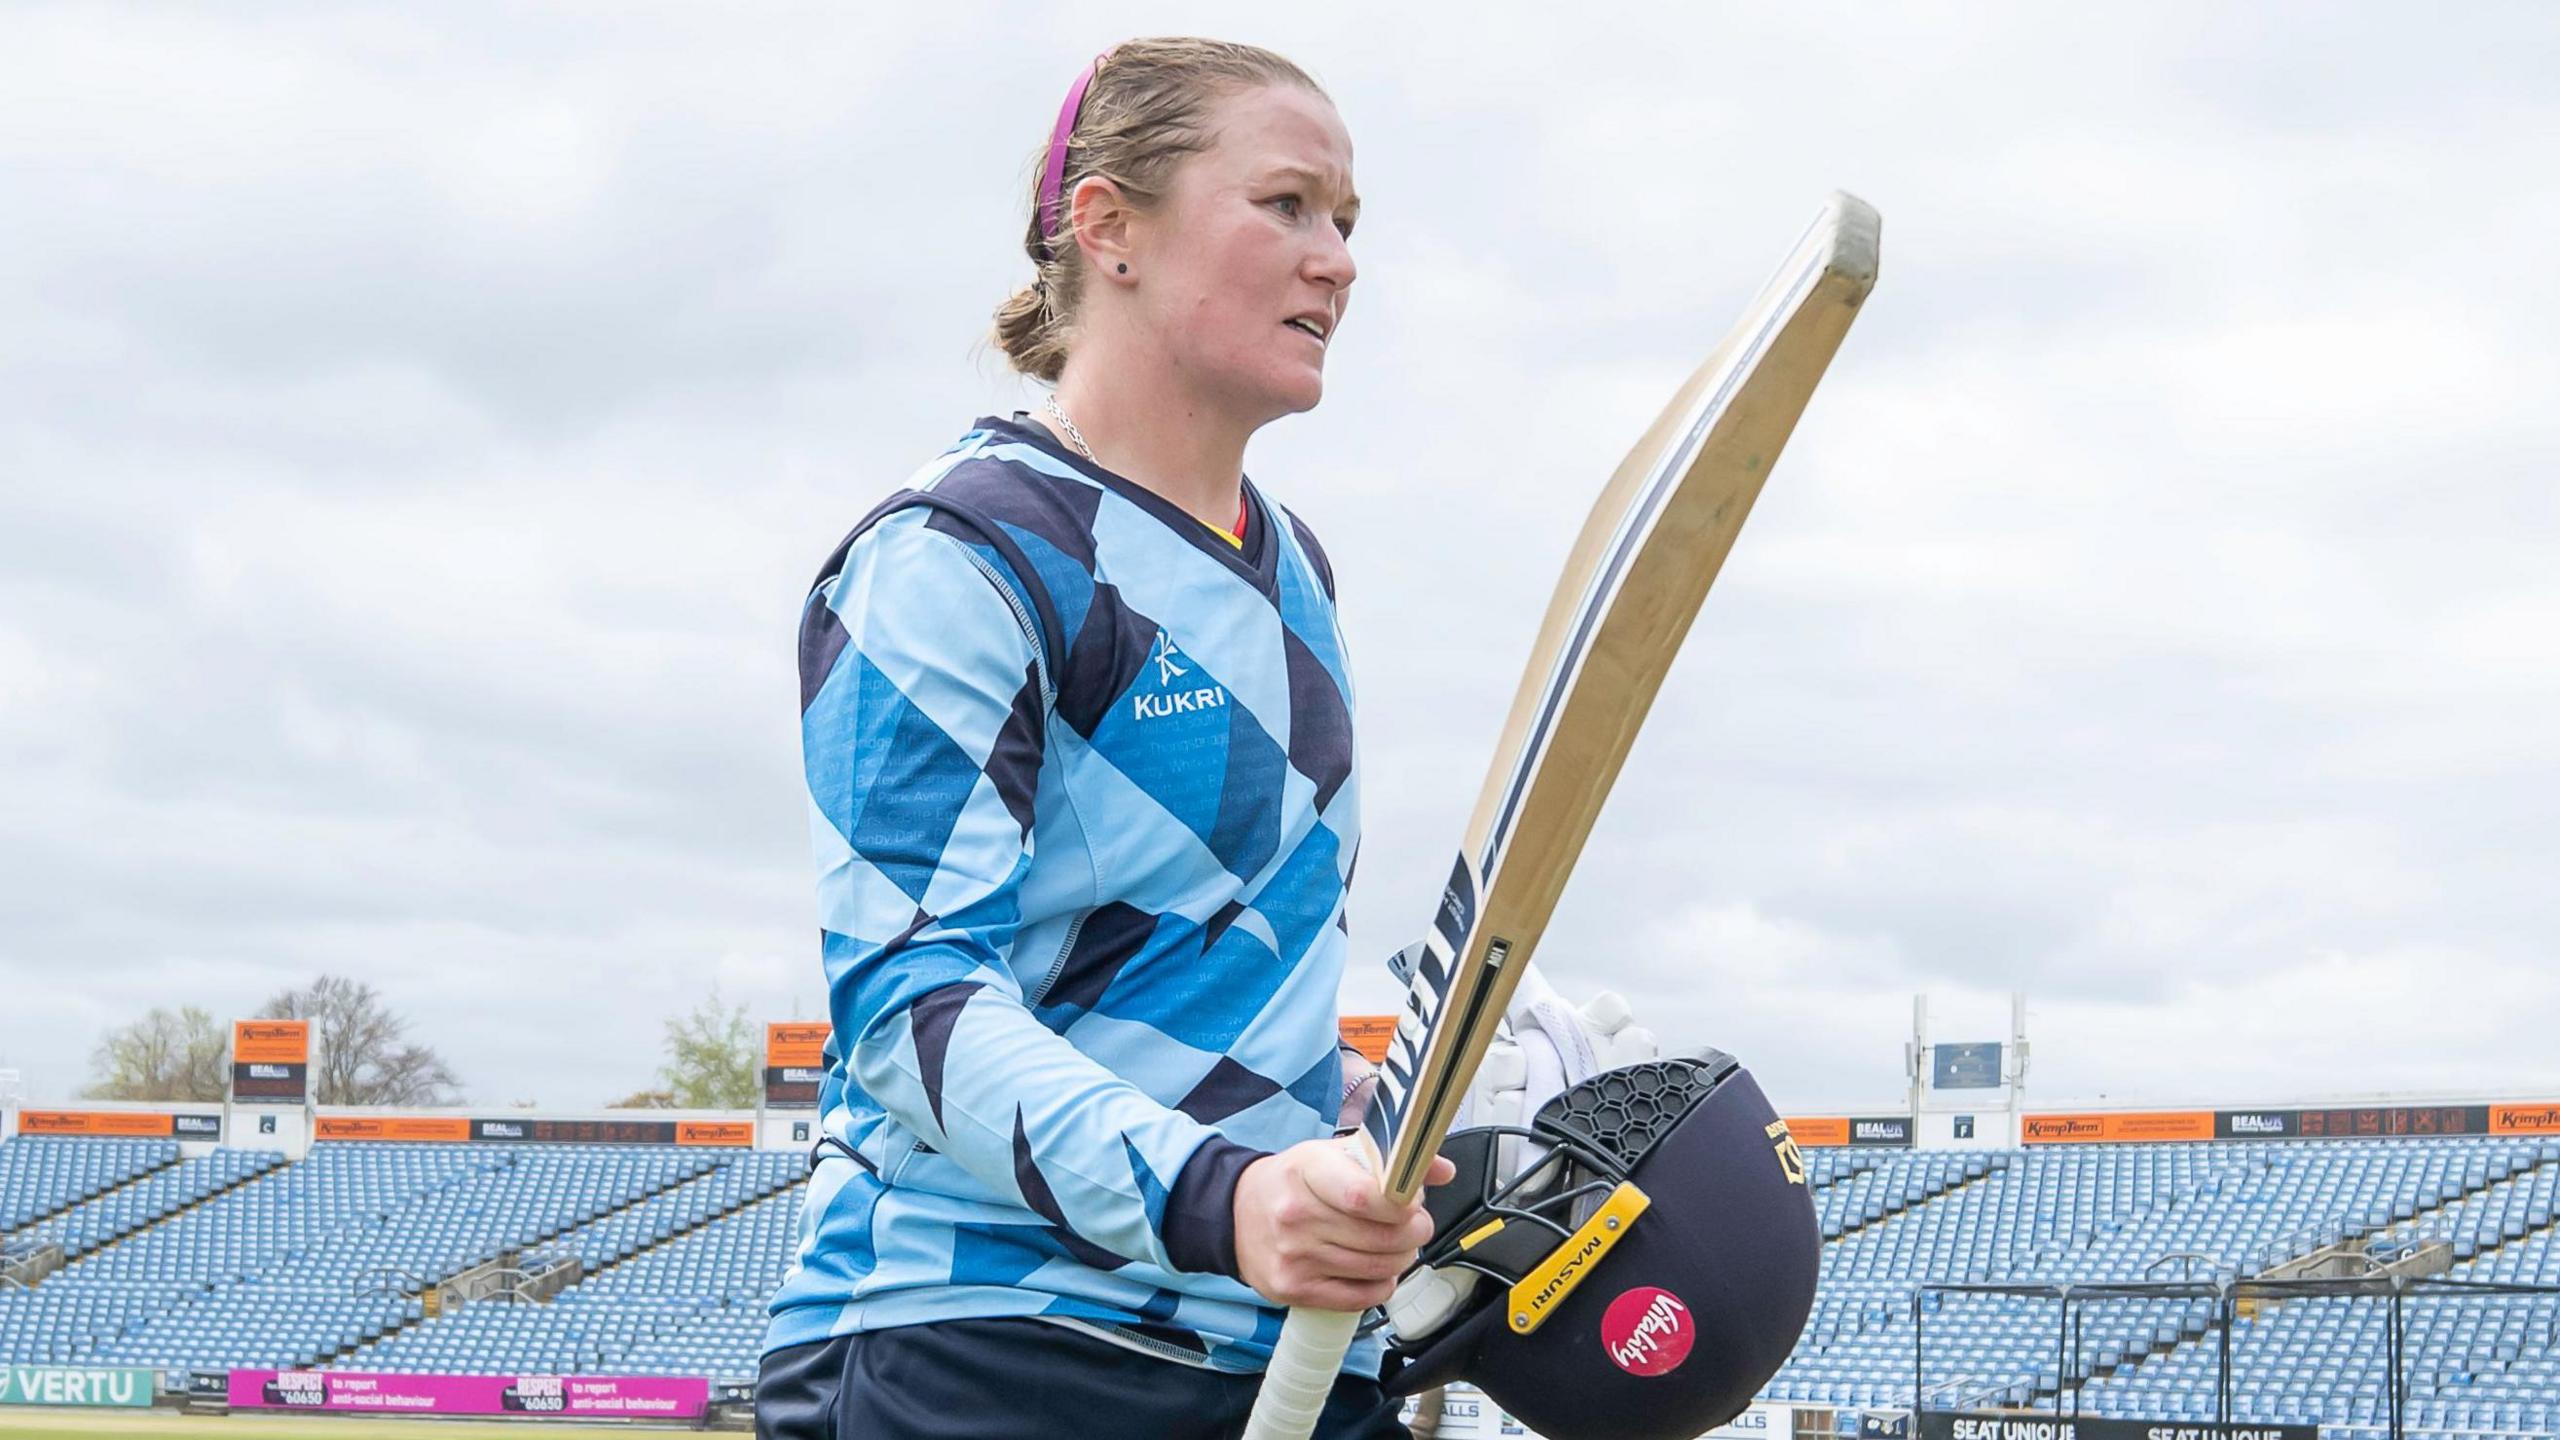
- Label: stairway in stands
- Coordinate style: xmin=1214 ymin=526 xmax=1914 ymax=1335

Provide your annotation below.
xmin=42 ymin=1154 xmax=283 ymax=1265
xmin=1821 ymin=1151 xmax=2012 ymax=1243
xmin=0 ymin=1140 xmax=182 ymax=1240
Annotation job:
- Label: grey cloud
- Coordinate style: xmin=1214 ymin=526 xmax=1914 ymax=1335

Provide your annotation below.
xmin=4 ymin=2 xmax=2556 ymax=1111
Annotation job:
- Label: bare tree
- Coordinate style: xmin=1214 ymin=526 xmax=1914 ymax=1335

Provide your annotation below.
xmin=606 ymin=1088 xmax=678 ymax=1109
xmin=84 ymin=1005 xmax=229 ymax=1101
xmin=258 ymin=975 xmax=460 ymax=1106
xmin=655 ymin=990 xmax=758 ymax=1109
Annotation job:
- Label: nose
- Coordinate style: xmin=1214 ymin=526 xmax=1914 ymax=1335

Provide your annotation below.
xmin=1308 ymin=225 xmax=1357 ymax=296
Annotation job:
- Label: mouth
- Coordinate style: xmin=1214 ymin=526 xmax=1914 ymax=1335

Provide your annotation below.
xmin=1283 ymin=315 xmax=1330 ymax=348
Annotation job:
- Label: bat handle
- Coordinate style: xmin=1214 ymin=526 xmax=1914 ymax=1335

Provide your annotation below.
xmin=1242 ymin=1126 xmax=1389 ymax=1439
xmin=1239 ymin=1305 xmax=1360 ymax=1440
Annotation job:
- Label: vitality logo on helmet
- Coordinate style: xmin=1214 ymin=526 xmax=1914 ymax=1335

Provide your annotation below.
xmin=1603 ymin=1286 xmax=1695 ymax=1377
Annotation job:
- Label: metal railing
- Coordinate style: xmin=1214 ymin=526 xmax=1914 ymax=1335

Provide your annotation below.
xmin=2241 ymin=1213 xmax=2360 ymax=1273
xmin=2146 ymin=1251 xmax=2217 ymax=1282
xmin=447 ymin=1265 xmax=540 ymax=1305
xmin=352 ymin=1265 xmax=428 ymax=1298
xmin=1919 ymin=1378 xmax=1986 ymax=1407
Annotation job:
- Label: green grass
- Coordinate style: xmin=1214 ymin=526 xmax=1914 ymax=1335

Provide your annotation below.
xmin=0 ymin=1414 xmax=709 ymax=1438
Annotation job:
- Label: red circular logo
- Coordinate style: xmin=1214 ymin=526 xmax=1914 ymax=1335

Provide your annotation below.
xmin=1601 ymin=1286 xmax=1694 ymax=1376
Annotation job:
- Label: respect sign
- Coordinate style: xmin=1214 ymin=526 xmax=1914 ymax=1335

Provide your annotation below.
xmin=227 ymin=1370 xmax=708 ymax=1419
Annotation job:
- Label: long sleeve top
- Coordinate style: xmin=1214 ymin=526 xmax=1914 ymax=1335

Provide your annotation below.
xmin=763 ymin=414 xmax=1368 ymax=1375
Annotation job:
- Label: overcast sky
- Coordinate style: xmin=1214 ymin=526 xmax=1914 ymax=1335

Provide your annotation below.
xmin=4 ymin=3 xmax=2556 ymax=1113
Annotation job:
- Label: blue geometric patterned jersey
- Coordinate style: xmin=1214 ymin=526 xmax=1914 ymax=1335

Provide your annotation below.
xmin=764 ymin=414 xmax=1371 ymax=1375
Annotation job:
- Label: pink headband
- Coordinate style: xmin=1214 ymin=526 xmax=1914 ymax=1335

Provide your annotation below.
xmin=1037 ymin=51 xmax=1112 ymax=256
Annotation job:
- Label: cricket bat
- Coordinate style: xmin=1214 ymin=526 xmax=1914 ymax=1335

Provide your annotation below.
xmin=1240 ymin=191 xmax=1882 ymax=1440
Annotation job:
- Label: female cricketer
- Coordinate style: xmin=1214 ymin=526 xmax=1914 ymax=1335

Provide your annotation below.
xmin=758 ymin=37 xmax=1451 ymax=1440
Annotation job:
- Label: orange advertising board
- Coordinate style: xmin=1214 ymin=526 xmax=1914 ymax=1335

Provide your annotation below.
xmin=18 ymin=1109 xmax=176 ymax=1138
xmin=2022 ymin=1110 xmax=2214 ymax=1145
xmin=315 ymin=1115 xmax=473 ymax=1143
xmin=677 ymin=1121 xmax=757 ymax=1148
xmin=1339 ymin=1015 xmax=1397 ymax=1066
xmin=2490 ymin=1103 xmax=2560 ymax=1136
xmin=766 ymin=1023 xmax=830 ymax=1069
xmin=1785 ymin=1117 xmax=1851 ymax=1148
xmin=232 ymin=1019 xmax=310 ymax=1065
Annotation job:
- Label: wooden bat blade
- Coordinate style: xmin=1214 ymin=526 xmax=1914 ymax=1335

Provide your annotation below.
xmin=1244 ymin=193 xmax=1881 ymax=1440
xmin=1382 ymin=190 xmax=1881 ymax=1197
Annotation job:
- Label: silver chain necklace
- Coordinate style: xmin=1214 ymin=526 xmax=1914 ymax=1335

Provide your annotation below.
xmin=1042 ymin=392 xmax=1095 ymax=461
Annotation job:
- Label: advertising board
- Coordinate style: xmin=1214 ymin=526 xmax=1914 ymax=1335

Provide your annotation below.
xmin=226 ymin=1371 xmax=707 ymax=1419
xmin=0 ymin=1366 xmax=156 ymax=1408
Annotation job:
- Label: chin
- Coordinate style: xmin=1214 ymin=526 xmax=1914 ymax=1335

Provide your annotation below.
xmin=1212 ymin=354 xmax=1326 ymax=424
xmin=1264 ymin=364 xmax=1327 ymax=416
xmin=1282 ymin=377 xmax=1324 ymax=413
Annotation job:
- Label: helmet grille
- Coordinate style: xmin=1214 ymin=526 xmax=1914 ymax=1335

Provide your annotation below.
xmin=1535 ymin=1052 xmax=1738 ymax=1169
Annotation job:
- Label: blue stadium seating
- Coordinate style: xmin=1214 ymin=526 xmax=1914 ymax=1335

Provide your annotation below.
xmin=0 ymin=1136 xmax=180 ymax=1232
xmin=343 ymin=1150 xmax=803 ymax=1378
xmin=5 ymin=1127 xmax=2559 ymax=1434
xmin=1764 ymin=1136 xmax=2560 ymax=1427
xmin=16 ymin=1149 xmax=283 ymax=1258
xmin=0 ymin=1141 xmax=762 ymax=1373
xmin=2080 ymin=1155 xmax=2560 ymax=1440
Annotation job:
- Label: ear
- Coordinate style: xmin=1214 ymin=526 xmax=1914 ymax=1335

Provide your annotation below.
xmin=1068 ymin=174 xmax=1138 ymax=285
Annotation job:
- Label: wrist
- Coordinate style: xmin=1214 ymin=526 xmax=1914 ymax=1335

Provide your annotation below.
xmin=1164 ymin=1135 xmax=1267 ymax=1279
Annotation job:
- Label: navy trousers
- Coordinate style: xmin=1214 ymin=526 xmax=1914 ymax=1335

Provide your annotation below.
xmin=757 ymin=1318 xmax=1411 ymax=1440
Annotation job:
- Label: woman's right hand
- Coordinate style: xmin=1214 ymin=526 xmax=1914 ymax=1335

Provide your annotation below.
xmin=1231 ymin=1136 xmax=1454 ymax=1311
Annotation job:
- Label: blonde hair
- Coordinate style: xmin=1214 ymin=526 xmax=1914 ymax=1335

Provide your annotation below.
xmin=992 ymin=38 xmax=1326 ymax=384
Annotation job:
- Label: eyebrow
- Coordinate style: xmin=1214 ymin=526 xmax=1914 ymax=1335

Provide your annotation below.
xmin=1265 ymin=165 xmax=1360 ymax=218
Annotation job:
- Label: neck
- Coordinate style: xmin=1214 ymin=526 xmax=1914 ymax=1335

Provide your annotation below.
xmin=1041 ymin=347 xmax=1254 ymax=531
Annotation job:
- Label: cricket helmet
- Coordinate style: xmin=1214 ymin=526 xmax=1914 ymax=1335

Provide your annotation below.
xmin=1378 ymin=1052 xmax=1819 ymax=1440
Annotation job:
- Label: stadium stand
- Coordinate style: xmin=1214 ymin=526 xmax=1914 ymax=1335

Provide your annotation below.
xmin=0 ymin=1141 xmax=787 ymax=1375
xmin=6 ymin=1125 xmax=2560 ymax=1437
xmin=1763 ymin=1137 xmax=2560 ymax=1414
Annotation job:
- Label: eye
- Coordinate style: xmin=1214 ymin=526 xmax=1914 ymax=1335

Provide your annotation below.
xmin=1268 ymin=193 xmax=1303 ymax=218
xmin=1335 ymin=216 xmax=1355 ymax=241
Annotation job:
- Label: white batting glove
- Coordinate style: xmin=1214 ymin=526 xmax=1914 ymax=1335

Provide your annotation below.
xmin=1455 ymin=967 xmax=1661 ymax=1188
